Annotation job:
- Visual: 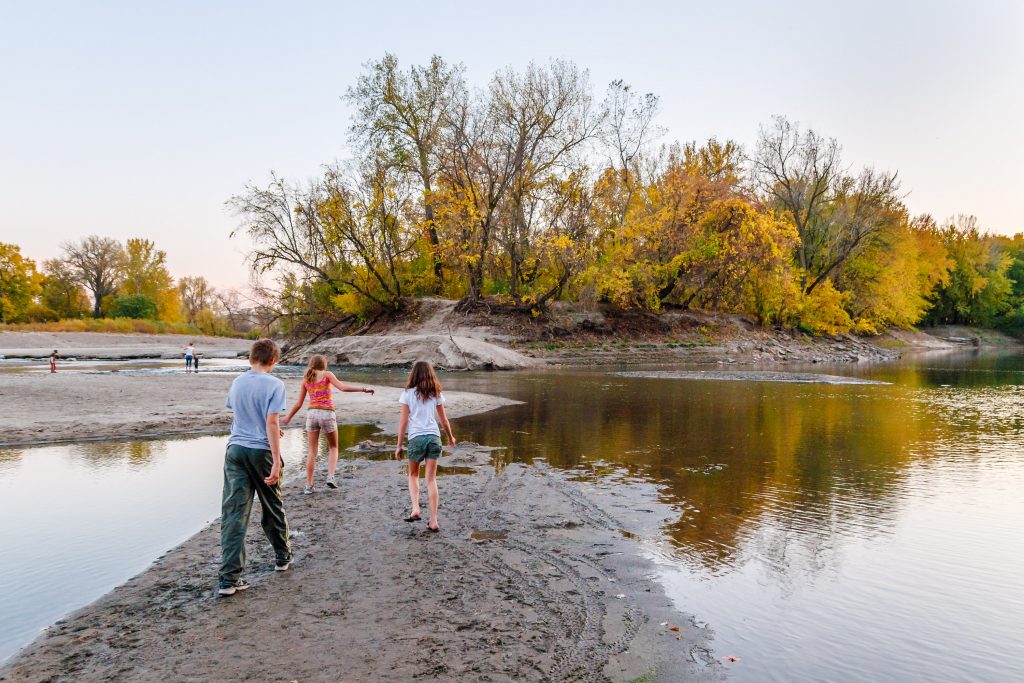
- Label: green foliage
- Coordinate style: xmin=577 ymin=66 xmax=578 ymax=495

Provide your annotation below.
xmin=108 ymin=294 xmax=158 ymax=319
xmin=923 ymin=217 xmax=1013 ymax=327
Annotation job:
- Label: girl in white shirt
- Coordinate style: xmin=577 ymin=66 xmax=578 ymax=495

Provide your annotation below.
xmin=394 ymin=361 xmax=456 ymax=532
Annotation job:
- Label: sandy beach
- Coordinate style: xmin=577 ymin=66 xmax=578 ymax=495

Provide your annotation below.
xmin=0 ymin=372 xmax=516 ymax=447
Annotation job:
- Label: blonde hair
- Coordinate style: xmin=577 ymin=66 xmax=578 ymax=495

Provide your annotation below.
xmin=304 ymin=354 xmax=328 ymax=385
xmin=405 ymin=360 xmax=442 ymax=400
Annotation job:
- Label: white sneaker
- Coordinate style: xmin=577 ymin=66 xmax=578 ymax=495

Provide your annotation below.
xmin=303 ymin=485 xmax=314 ymax=495
xmin=325 ymin=476 xmax=338 ymax=489
xmin=218 ymin=579 xmax=250 ymax=596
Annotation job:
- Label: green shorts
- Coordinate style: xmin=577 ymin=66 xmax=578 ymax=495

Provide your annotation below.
xmin=407 ymin=434 xmax=442 ymax=463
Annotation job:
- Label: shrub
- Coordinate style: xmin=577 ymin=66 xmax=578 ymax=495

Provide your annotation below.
xmin=108 ymin=294 xmax=158 ymax=320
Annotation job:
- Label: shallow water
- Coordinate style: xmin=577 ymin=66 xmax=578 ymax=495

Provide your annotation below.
xmin=443 ymin=352 xmax=1024 ymax=683
xmin=0 ymin=426 xmax=377 ymax=663
xmin=2 ymin=352 xmax=1023 ymax=681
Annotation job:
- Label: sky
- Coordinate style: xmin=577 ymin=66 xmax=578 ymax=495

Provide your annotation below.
xmin=2 ymin=0 xmax=1022 ymax=289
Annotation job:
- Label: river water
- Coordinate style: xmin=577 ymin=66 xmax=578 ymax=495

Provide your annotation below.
xmin=1 ymin=352 xmax=1023 ymax=681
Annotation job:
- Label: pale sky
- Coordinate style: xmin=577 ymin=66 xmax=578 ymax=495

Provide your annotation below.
xmin=2 ymin=0 xmax=1022 ymax=289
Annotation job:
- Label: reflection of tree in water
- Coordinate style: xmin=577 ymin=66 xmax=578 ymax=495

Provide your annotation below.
xmin=0 ymin=447 xmax=25 ymax=473
xmin=454 ymin=369 xmax=1008 ymax=580
xmin=72 ymin=439 xmax=168 ymax=468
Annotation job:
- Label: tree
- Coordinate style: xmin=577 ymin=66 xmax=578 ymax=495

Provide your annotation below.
xmin=0 ymin=243 xmax=40 ymax=322
xmin=178 ymin=275 xmax=215 ymax=322
xmin=601 ymin=80 xmax=661 ymax=230
xmin=40 ymin=258 xmax=90 ymax=319
xmin=347 ymin=54 xmax=465 ymax=289
xmin=120 ymin=238 xmax=182 ymax=321
xmin=751 ymin=116 xmax=902 ymax=295
xmin=436 ymin=60 xmax=599 ymax=302
xmin=61 ymin=236 xmax=124 ymax=317
xmin=109 ymin=294 xmax=158 ymax=319
xmin=838 ymin=213 xmax=952 ymax=332
xmin=924 ymin=216 xmax=1013 ymax=326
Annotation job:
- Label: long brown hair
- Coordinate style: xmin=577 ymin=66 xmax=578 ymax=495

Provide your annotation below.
xmin=304 ymin=354 xmax=328 ymax=385
xmin=405 ymin=360 xmax=442 ymax=400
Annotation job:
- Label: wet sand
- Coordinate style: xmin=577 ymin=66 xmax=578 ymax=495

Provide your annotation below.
xmin=0 ymin=445 xmax=721 ymax=682
xmin=0 ymin=332 xmax=251 ymax=360
xmin=0 ymin=373 xmax=515 ymax=447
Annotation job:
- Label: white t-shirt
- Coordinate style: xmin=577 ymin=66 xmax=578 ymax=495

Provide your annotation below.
xmin=399 ymin=388 xmax=446 ymax=439
xmin=185 ymin=345 xmax=195 ymax=357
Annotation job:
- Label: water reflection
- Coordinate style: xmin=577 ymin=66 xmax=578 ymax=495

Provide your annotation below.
xmin=443 ymin=359 xmax=1024 ymax=682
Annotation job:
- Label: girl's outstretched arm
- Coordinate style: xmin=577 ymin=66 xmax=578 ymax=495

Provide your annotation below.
xmin=436 ymin=405 xmax=457 ymax=446
xmin=282 ymin=384 xmax=307 ymax=426
xmin=326 ymin=371 xmax=375 ymax=395
xmin=394 ymin=405 xmax=409 ymax=460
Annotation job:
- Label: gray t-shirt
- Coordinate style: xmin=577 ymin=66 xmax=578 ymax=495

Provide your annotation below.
xmin=225 ymin=370 xmax=286 ymax=450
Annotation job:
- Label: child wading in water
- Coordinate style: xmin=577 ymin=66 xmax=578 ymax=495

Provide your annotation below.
xmin=219 ymin=338 xmax=291 ymax=596
xmin=394 ymin=361 xmax=456 ymax=532
xmin=283 ymin=354 xmax=375 ymax=494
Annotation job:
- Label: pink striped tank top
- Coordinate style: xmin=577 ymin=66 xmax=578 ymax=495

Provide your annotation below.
xmin=304 ymin=376 xmax=334 ymax=410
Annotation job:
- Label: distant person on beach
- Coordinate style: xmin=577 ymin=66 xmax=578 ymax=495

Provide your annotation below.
xmin=184 ymin=342 xmax=195 ymax=372
xmin=218 ymin=338 xmax=292 ymax=596
xmin=49 ymin=350 xmax=58 ymax=373
xmin=193 ymin=352 xmax=201 ymax=372
xmin=394 ymin=360 xmax=456 ymax=532
xmin=283 ymin=354 xmax=375 ymax=494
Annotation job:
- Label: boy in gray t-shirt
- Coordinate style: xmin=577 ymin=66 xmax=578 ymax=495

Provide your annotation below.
xmin=218 ymin=338 xmax=292 ymax=596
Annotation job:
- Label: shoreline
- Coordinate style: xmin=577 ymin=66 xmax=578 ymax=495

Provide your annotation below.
xmin=0 ymin=372 xmax=517 ymax=448
xmin=0 ymin=447 xmax=722 ymax=682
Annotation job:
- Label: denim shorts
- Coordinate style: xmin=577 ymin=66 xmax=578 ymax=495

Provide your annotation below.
xmin=305 ymin=409 xmax=337 ymax=433
xmin=407 ymin=435 xmax=442 ymax=463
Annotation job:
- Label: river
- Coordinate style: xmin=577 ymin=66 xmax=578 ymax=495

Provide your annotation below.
xmin=1 ymin=351 xmax=1022 ymax=681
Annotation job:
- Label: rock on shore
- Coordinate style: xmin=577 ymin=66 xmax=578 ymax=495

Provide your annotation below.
xmin=288 ymin=334 xmax=538 ymax=371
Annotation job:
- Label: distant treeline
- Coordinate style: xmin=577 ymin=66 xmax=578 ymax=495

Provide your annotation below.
xmin=0 ymin=237 xmax=258 ymax=335
xmin=224 ymin=54 xmax=1024 ymax=338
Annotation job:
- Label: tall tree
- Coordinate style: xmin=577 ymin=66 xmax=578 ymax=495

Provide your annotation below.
xmin=750 ymin=116 xmax=900 ymax=294
xmin=40 ymin=258 xmax=90 ymax=319
xmin=0 ymin=243 xmax=41 ymax=322
xmin=61 ymin=235 xmax=124 ymax=317
xmin=120 ymin=238 xmax=182 ymax=321
xmin=178 ymin=275 xmax=215 ymax=322
xmin=347 ymin=54 xmax=465 ymax=289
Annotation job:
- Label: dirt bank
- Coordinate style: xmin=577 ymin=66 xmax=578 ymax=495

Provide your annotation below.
xmin=0 ymin=373 xmax=517 ymax=447
xmin=357 ymin=298 xmax=1008 ymax=367
xmin=0 ymin=446 xmax=722 ymax=682
xmin=0 ymin=332 xmax=251 ymax=360
xmin=288 ymin=334 xmax=537 ymax=371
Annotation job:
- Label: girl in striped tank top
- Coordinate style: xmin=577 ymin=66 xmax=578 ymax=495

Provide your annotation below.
xmin=283 ymin=354 xmax=375 ymax=494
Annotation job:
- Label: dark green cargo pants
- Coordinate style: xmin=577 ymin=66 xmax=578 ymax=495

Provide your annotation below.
xmin=219 ymin=444 xmax=291 ymax=584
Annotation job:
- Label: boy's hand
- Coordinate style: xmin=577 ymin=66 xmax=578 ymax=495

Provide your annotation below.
xmin=394 ymin=446 xmax=403 ymax=460
xmin=364 ymin=387 xmax=375 ymax=395
xmin=265 ymin=464 xmax=281 ymax=486
xmin=281 ymin=417 xmax=290 ymax=426
xmin=448 ymin=434 xmax=457 ymax=447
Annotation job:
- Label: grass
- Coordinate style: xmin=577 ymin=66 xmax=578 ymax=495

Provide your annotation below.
xmin=0 ymin=318 xmax=243 ymax=337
